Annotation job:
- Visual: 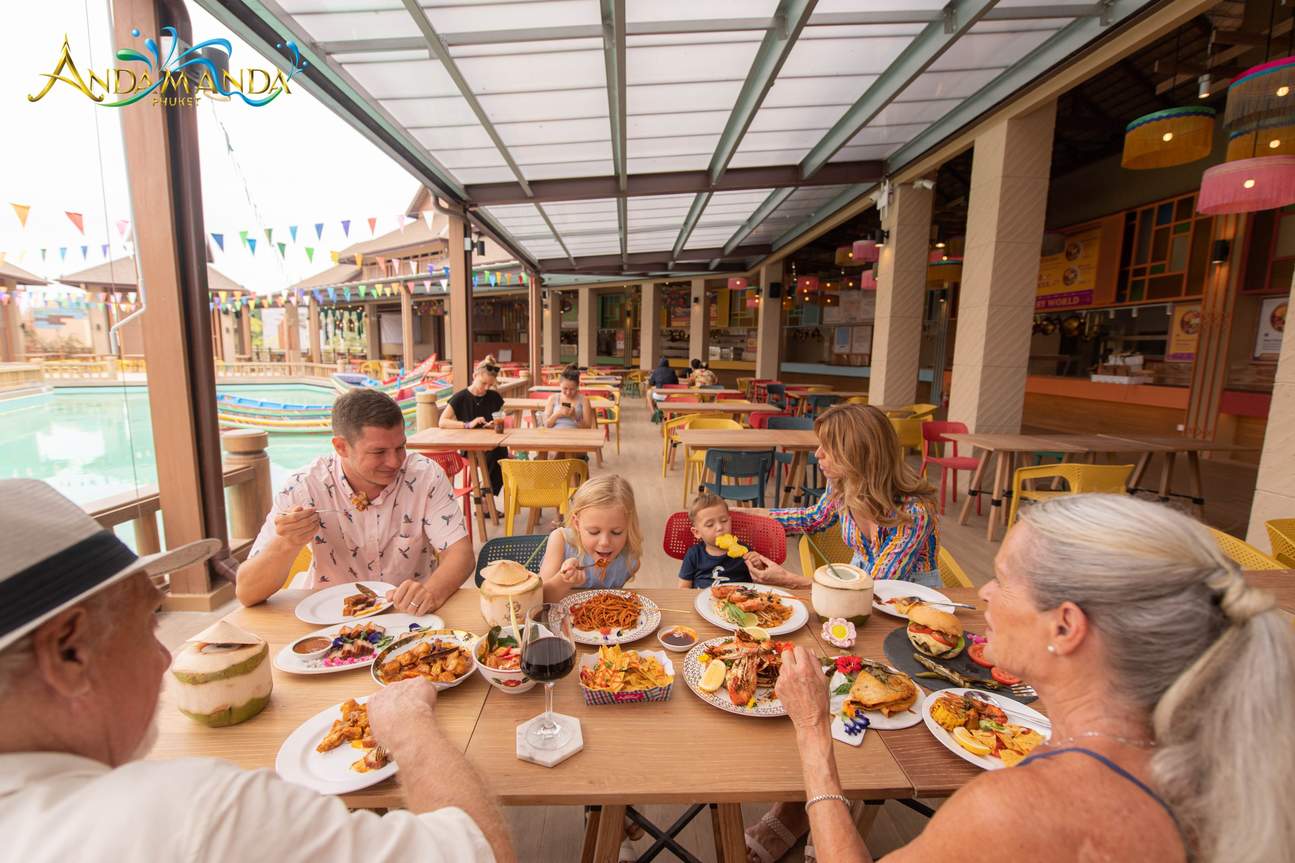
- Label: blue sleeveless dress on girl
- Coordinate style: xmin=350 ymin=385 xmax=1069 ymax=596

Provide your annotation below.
xmin=562 ymin=536 xmax=638 ymax=590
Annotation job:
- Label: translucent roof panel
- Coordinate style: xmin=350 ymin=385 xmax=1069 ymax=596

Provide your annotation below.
xmin=927 ymin=24 xmax=1062 ymax=73
xmin=627 ymin=0 xmax=780 ymax=23
xmin=742 ymin=186 xmax=852 ymax=246
xmin=421 ymin=0 xmax=598 ymax=34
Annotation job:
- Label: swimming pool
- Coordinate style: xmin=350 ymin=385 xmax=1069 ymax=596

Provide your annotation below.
xmin=0 ymin=384 xmax=337 ymax=520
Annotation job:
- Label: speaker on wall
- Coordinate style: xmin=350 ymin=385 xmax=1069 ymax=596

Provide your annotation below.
xmin=767 ymin=281 xmax=782 ymax=298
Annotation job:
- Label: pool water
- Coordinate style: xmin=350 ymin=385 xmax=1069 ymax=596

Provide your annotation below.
xmin=0 ymin=384 xmax=337 ymax=531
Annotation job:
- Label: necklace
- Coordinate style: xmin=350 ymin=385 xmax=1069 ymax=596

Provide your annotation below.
xmin=1045 ymin=731 xmax=1156 ymax=749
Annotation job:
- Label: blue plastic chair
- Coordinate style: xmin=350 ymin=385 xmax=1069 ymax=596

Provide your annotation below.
xmin=768 ymin=415 xmax=814 ymax=494
xmin=803 ymin=393 xmax=841 ymax=419
xmin=473 ymin=534 xmax=547 ymax=587
xmin=701 ymin=448 xmax=775 ymax=508
xmin=800 ymin=450 xmax=828 ymax=504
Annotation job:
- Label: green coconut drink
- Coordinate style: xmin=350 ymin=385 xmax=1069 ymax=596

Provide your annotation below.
xmin=170 ymin=621 xmax=273 ymax=727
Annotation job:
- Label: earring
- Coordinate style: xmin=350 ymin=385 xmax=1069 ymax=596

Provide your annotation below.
xmin=1047 ymin=644 xmax=1057 ymax=655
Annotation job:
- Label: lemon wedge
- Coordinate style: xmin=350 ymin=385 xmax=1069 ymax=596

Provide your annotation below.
xmin=952 ymin=726 xmax=992 ymax=757
xmin=699 ymin=659 xmax=727 ymax=692
xmin=740 ymin=626 xmax=770 ymax=642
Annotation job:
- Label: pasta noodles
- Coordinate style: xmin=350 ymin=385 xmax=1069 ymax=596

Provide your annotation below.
xmin=570 ymin=591 xmax=643 ymax=633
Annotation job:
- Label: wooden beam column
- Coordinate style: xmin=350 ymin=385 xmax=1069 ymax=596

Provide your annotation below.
xmin=239 ymin=309 xmax=252 ymax=359
xmin=2 ymin=289 xmax=26 ymax=361
xmin=689 ymin=278 xmax=709 ymax=364
xmin=527 ymin=271 xmax=542 ymax=382
xmin=1185 ymin=214 xmax=1247 ymax=440
xmin=283 ymin=299 xmax=301 ymax=374
xmin=447 ymin=210 xmax=474 ymax=390
xmin=543 ymin=288 xmax=562 ymax=365
xmin=871 ymin=181 xmax=934 ymax=406
xmin=400 ymin=284 xmax=415 ymax=370
xmin=755 ymin=263 xmax=783 ymax=380
xmin=577 ymin=288 xmax=596 ymax=367
xmin=948 ymin=102 xmax=1056 ymax=434
xmin=308 ymin=299 xmax=322 ymax=364
xmin=219 ymin=310 xmax=239 ymax=362
xmin=639 ymin=282 xmax=662 ymax=370
xmin=364 ymin=302 xmax=381 ymax=361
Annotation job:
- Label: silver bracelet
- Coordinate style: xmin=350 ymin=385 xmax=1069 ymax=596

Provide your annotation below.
xmin=805 ymin=793 xmax=850 ymax=811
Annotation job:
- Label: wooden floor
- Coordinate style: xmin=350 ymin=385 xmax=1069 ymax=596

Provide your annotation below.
xmin=158 ymin=393 xmax=1263 ymax=862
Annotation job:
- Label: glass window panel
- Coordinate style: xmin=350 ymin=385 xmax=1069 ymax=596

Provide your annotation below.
xmin=1156 ymin=202 xmax=1173 ymax=225
xmin=1130 ymin=279 xmax=1145 ymax=301
xmin=1119 ymin=213 xmax=1136 ymax=270
xmin=1271 ymin=258 xmax=1295 ymax=293
xmin=456 ymin=51 xmax=606 ymax=93
xmin=928 ymin=28 xmax=1056 ymax=72
xmin=293 ymin=10 xmax=420 ymax=42
xmin=1147 ymin=275 xmax=1183 ymax=299
xmin=1130 ymin=266 xmax=1146 ymax=277
xmin=423 ymin=0 xmax=597 ymax=33
xmin=346 ymin=60 xmax=459 ymax=98
xmin=1149 ymin=262 xmax=1167 ymax=276
xmin=1276 ymin=212 xmax=1295 ymax=257
xmin=1187 ymin=221 xmax=1212 ymax=295
xmin=1172 ymin=222 xmax=1190 ymax=235
xmin=480 ymin=89 xmax=607 ymax=123
xmin=1151 ymin=227 xmax=1170 ymax=263
xmin=1174 ymin=197 xmax=1193 ymax=221
xmin=1169 ymin=235 xmax=1190 ymax=272
xmin=898 ymin=68 xmax=1003 ymax=100
xmin=762 ymin=75 xmax=880 ymax=107
xmin=1135 ymin=210 xmax=1152 ymax=264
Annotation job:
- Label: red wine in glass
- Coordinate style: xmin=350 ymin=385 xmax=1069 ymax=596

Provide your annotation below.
xmin=521 ymin=603 xmax=577 ymax=749
xmin=521 ymin=636 xmax=575 ymax=681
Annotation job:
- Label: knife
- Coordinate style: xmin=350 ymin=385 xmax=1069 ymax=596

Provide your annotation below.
xmin=354 ymin=583 xmax=379 ymax=599
xmin=912 ymin=653 xmax=1002 ymax=690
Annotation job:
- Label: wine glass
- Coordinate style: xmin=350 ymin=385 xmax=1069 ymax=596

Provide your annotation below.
xmin=520 ymin=602 xmax=577 ymax=749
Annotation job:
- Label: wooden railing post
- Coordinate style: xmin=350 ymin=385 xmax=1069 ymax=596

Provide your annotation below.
xmin=416 ymin=390 xmax=440 ymax=430
xmin=222 ymin=429 xmax=272 ymax=547
xmin=134 ymin=511 xmax=162 ymax=555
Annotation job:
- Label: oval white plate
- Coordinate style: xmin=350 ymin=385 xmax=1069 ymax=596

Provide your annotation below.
xmin=920 ymin=687 xmax=1050 ymax=771
xmin=275 ymin=695 xmax=398 ymax=795
xmin=294 ymin=582 xmax=393 ymax=625
xmin=693 ymin=584 xmax=807 ymax=636
xmin=274 ymin=613 xmax=444 ymax=675
xmin=827 ymin=664 xmax=923 ymax=730
xmin=872 ymin=580 xmax=957 ymax=619
xmin=555 ymin=590 xmax=662 ymax=646
xmin=370 ymin=628 xmax=477 ymax=689
xmin=681 ymin=636 xmax=785 ymax=718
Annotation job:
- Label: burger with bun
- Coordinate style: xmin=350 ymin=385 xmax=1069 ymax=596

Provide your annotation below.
xmin=906 ymin=604 xmax=964 ymax=659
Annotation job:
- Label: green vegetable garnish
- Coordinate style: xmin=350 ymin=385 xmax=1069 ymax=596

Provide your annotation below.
xmin=722 ymin=602 xmax=757 ymax=628
xmin=833 ymin=681 xmax=854 ymax=696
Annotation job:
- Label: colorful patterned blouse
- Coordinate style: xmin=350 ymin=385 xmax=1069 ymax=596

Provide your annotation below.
xmin=770 ymin=485 xmax=938 ymax=581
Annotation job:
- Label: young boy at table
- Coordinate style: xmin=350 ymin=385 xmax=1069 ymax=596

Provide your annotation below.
xmin=538 ymin=475 xmax=642 ymax=603
xmin=676 ymin=492 xmax=752 ymax=589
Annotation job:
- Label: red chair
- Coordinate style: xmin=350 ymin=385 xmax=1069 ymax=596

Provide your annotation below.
xmin=921 ymin=421 xmax=980 ymax=515
xmin=423 ymin=451 xmax=474 ymax=541
xmin=662 ymin=510 xmax=787 ymax=564
xmin=751 ymin=379 xmax=778 ymax=402
xmin=749 ymin=410 xmax=792 ymax=430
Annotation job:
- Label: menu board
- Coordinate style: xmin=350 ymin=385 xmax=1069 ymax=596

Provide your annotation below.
xmin=833 ymin=326 xmax=852 ymax=354
xmin=850 ymin=325 xmax=873 ymax=355
xmin=1254 ymin=295 xmax=1288 ymax=359
xmin=1166 ymin=303 xmax=1202 ymax=362
xmin=1037 ymin=227 xmax=1101 ymax=310
xmin=839 ymin=290 xmax=875 ymax=322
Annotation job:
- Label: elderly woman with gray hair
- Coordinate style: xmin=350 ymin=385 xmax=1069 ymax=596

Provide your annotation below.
xmin=775 ymin=494 xmax=1294 ymax=863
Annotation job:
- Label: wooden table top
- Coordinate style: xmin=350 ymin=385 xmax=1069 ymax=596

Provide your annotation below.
xmin=407 ymin=427 xmax=512 ymax=451
xmin=663 ymin=400 xmax=781 ymax=414
xmin=674 ymin=428 xmax=820 ymax=451
xmin=656 ymin=388 xmax=745 ymax=397
xmin=1027 ymin=434 xmax=1168 ymax=454
xmin=785 ymin=390 xmax=870 ymax=401
xmin=505 ymin=428 xmax=607 ymax=452
xmin=503 ymin=397 xmax=614 ymax=412
xmin=1098 ymin=433 xmax=1260 ymax=453
xmin=530 ymin=385 xmax=618 ymax=394
xmin=944 ymin=432 xmax=1088 ymax=453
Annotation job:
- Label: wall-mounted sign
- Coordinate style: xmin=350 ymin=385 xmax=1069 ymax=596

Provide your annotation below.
xmin=1166 ymin=302 xmax=1202 ymax=362
xmin=1037 ymin=226 xmax=1101 ymax=310
xmin=1254 ymin=295 xmax=1287 ymax=359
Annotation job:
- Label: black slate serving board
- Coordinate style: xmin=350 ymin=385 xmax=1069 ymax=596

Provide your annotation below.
xmin=882 ymin=626 xmax=1038 ymax=705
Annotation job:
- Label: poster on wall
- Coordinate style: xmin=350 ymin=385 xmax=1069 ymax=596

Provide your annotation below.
xmin=823 ymin=300 xmax=844 ymax=324
xmin=850 ymin=325 xmax=872 ymax=354
xmin=1037 ymin=226 xmax=1101 ymax=310
xmin=833 ymin=326 xmax=852 ymax=354
xmin=666 ymin=290 xmax=690 ymax=327
xmin=1254 ymin=295 xmax=1288 ymax=359
xmin=1166 ymin=303 xmax=1202 ymax=362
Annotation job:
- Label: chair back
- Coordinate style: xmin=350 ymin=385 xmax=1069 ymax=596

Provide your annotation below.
xmin=1265 ymin=518 xmax=1295 ymax=568
xmin=937 ymin=547 xmax=973 ymax=588
xmin=283 ymin=545 xmax=314 ymax=590
xmin=1007 ymin=463 xmax=1133 ymax=527
xmin=424 ymin=450 xmax=469 ymax=482
xmin=662 ymin=510 xmax=786 ymax=563
xmin=474 ymin=534 xmax=548 ymax=587
xmin=1209 ymin=527 xmax=1286 ymax=570
xmin=764 ymin=383 xmax=787 ymax=407
xmin=768 ymin=415 xmax=814 ymax=431
xmin=906 ymin=403 xmax=939 ymax=420
xmin=922 ymin=420 xmax=968 ymax=458
xmin=845 ymin=396 xmax=868 ymax=405
xmin=750 ymin=410 xmax=792 ymax=429
xmin=701 ymin=449 xmax=775 ymax=506
xmin=797 ymin=521 xmax=852 ymax=576
xmin=500 ymin=458 xmax=587 ymax=503
xmin=804 ymin=393 xmax=841 ymax=418
xmin=889 ymin=417 xmax=926 ymax=452
xmin=686 ymin=417 xmax=743 ymax=431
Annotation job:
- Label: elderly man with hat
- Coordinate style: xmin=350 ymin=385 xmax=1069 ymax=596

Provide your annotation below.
xmin=0 ymin=480 xmax=512 ymax=862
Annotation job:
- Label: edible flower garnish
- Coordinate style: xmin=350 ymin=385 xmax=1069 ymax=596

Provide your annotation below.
xmin=822 ymin=617 xmax=857 ymax=648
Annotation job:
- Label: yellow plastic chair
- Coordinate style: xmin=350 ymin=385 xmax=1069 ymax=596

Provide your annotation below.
xmin=1208 ymin=527 xmax=1285 ymax=570
xmin=500 ymin=458 xmax=589 ymax=536
xmin=845 ymin=396 xmax=868 ymax=405
xmin=283 ymin=545 xmax=313 ymax=589
xmin=596 ymin=402 xmax=621 ymax=454
xmin=937 ymin=547 xmax=973 ymax=588
xmin=889 ymin=416 xmax=926 ymax=458
xmin=737 ymin=376 xmax=754 ymax=399
xmin=1006 ymin=463 xmax=1134 ymax=528
xmin=1265 ymin=519 xmax=1295 ymax=568
xmin=661 ymin=412 xmax=701 ymax=476
xmin=681 ymin=417 xmax=743 ymax=505
xmin=898 ymin=403 xmax=938 ymax=420
xmin=714 ymin=398 xmax=748 ymax=423
xmin=798 ymin=521 xmax=852 ymax=575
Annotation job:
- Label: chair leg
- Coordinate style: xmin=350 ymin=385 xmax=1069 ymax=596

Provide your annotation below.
xmin=615 ymin=423 xmax=620 ymax=454
xmin=938 ymin=468 xmax=948 ymax=515
xmin=525 ymin=506 xmax=539 ymax=533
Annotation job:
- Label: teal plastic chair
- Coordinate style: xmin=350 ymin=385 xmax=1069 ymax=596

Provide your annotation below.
xmin=768 ymin=415 xmax=813 ymax=496
xmin=701 ymin=449 xmax=776 ymax=508
xmin=803 ymin=393 xmax=841 ymax=419
xmin=473 ymin=534 xmax=547 ymax=587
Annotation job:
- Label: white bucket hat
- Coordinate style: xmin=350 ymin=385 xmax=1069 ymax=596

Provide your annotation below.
xmin=0 ymin=480 xmax=220 ymax=651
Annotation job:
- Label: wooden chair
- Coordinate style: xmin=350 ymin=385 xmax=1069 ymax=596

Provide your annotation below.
xmin=1209 ymin=527 xmax=1285 ymax=570
xmin=1006 ymin=463 xmax=1134 ymax=528
xmin=500 ymin=458 xmax=588 ymax=536
xmin=1265 ymin=519 xmax=1295 ymax=568
xmin=663 ymin=510 xmax=786 ymax=563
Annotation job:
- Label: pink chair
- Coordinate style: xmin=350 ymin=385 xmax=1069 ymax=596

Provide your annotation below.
xmin=921 ymin=421 xmax=981 ymax=515
xmin=749 ymin=410 xmax=792 ymax=430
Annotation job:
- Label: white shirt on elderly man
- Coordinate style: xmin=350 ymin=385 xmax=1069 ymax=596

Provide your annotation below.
xmin=0 ymin=752 xmax=494 ymax=862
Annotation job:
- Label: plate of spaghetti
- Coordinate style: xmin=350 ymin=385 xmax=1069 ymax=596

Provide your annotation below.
xmin=694 ymin=583 xmax=807 ymax=636
xmin=554 ymin=589 xmax=662 ymax=646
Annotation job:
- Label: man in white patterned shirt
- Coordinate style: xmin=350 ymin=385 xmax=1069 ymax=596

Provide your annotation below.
xmin=236 ymin=389 xmax=474 ymax=614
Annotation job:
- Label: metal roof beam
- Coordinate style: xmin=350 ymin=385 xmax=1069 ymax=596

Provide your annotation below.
xmin=770 ymin=183 xmax=876 ymax=250
xmin=538 ymin=245 xmax=770 ymax=271
xmin=799 ymin=0 xmax=1000 ymax=179
xmin=671 ymin=0 xmax=818 ymax=261
xmin=599 ymin=0 xmax=628 ymax=264
xmin=721 ymin=187 xmax=796 ymax=255
xmin=465 ymin=161 xmax=882 ymax=206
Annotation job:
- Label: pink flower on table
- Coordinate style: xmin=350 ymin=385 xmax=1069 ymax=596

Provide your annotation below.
xmin=822 ymin=618 xmax=857 ymax=649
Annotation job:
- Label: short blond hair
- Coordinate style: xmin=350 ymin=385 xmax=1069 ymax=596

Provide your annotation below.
xmin=689 ymin=491 xmax=727 ymax=523
xmin=563 ymin=474 xmax=643 ymax=563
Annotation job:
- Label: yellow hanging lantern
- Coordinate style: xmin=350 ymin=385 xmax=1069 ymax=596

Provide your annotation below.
xmin=1226 ymin=118 xmax=1295 ymax=161
xmin=1122 ymin=106 xmax=1216 ymax=169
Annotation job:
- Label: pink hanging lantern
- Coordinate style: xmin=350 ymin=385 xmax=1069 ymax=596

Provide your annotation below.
xmin=851 ymin=240 xmax=880 ymax=264
xmin=727 ymin=276 xmax=748 ymax=290
xmin=1196 ymin=155 xmax=1295 ymax=214
xmin=858 ymin=270 xmax=877 ymax=290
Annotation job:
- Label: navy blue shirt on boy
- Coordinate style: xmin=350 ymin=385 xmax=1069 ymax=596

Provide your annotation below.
xmin=678 ymin=544 xmax=752 ymax=589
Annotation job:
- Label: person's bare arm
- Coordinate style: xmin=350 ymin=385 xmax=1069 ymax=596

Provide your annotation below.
xmin=369 ymin=680 xmax=515 ymax=863
xmin=745 ymin=551 xmax=811 ymax=589
xmin=423 ymin=535 xmax=475 ymax=607
xmin=439 ymin=402 xmax=487 ymax=429
xmin=538 ymin=530 xmax=582 ymax=602
xmin=235 ymin=507 xmax=318 ymax=606
xmin=580 ymin=397 xmax=595 ymax=429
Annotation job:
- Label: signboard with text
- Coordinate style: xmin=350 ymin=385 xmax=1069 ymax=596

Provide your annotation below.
xmin=1037 ymin=227 xmax=1101 ymax=310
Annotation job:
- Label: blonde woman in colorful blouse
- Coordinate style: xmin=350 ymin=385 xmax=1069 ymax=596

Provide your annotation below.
xmin=744 ymin=403 xmax=940 ymax=589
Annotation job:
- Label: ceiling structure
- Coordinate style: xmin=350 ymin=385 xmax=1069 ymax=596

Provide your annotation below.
xmin=198 ymin=0 xmax=1176 ymax=282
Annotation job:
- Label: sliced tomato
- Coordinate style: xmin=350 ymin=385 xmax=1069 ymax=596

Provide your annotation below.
xmin=967 ymin=642 xmax=994 ymax=669
xmin=909 ymin=623 xmax=956 ymax=648
xmin=991 ymin=666 xmax=1021 ymax=686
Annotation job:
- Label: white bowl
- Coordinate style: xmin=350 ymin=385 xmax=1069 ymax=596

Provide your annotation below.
xmin=656 ymin=625 xmax=698 ymax=653
xmin=288 ymin=634 xmax=334 ymax=662
xmin=472 ymin=636 xmax=537 ymax=694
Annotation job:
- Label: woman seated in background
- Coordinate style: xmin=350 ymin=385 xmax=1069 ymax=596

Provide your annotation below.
xmin=688 ymin=358 xmax=718 ymax=387
xmin=541 ymin=366 xmax=595 ymax=432
xmin=437 ymin=360 xmax=506 ymax=497
xmin=744 ymin=403 xmax=939 ymax=590
xmin=774 ymin=493 xmax=1294 ymax=863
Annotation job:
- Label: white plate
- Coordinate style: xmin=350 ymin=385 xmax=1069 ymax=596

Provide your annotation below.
xmin=693 ymin=584 xmax=808 ymax=636
xmin=275 ymin=696 xmax=397 ymax=795
xmin=370 ymin=628 xmax=478 ymax=689
xmin=827 ymin=664 xmax=923 ymax=737
xmin=872 ymin=580 xmax=957 ymax=618
xmin=555 ymin=590 xmax=662 ymax=646
xmin=920 ymin=687 xmax=1050 ymax=771
xmin=294 ymin=582 xmax=394 ymax=625
xmin=274 ymin=613 xmax=444 ymax=675
xmin=681 ymin=636 xmax=785 ymax=717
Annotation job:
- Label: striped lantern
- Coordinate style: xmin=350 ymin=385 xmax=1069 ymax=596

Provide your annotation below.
xmin=1223 ymin=57 xmax=1295 ymax=130
xmin=850 ymin=240 xmax=880 ymax=264
xmin=926 ymin=259 xmax=963 ymax=288
xmin=1121 ymin=106 xmax=1216 ymax=169
xmin=1225 ymin=118 xmax=1295 ymax=161
xmin=1197 ymin=155 xmax=1295 ymax=215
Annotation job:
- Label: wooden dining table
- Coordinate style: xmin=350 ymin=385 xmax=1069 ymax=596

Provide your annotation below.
xmin=662 ymin=400 xmax=782 ymax=418
xmin=673 ymin=428 xmax=820 ymax=507
xmin=502 ymin=397 xmax=614 ymax=427
xmin=407 ymin=427 xmax=511 ymax=534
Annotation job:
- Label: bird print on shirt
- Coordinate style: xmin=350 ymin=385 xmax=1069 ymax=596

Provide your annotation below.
xmin=398 ymin=547 xmax=410 ymax=559
xmin=403 ymin=477 xmax=416 ymax=493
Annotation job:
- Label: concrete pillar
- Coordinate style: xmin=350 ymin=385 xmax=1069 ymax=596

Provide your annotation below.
xmin=577 ymin=288 xmax=595 ymax=367
xmin=308 ymin=300 xmax=322 ymax=364
xmin=689 ymin=278 xmax=709 ymax=364
xmin=447 ymin=211 xmax=473 ymax=390
xmin=400 ymin=285 xmax=414 ymax=370
xmin=543 ymin=288 xmax=562 ymax=365
xmin=527 ymin=271 xmax=542 ymax=381
xmin=1246 ymin=270 xmax=1295 ymax=547
xmin=947 ymin=102 xmax=1056 ymax=434
xmin=364 ymin=302 xmax=381 ymax=361
xmin=871 ymin=181 xmax=934 ymax=406
xmin=87 ymin=300 xmax=111 ymax=356
xmin=755 ymin=263 xmax=783 ymax=380
xmin=640 ymin=282 xmax=662 ymax=371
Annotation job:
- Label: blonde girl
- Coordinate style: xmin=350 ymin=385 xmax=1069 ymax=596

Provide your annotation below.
xmin=538 ymin=475 xmax=643 ymax=602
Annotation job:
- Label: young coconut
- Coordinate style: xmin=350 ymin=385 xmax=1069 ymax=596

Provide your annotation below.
xmin=170 ymin=620 xmax=272 ymax=727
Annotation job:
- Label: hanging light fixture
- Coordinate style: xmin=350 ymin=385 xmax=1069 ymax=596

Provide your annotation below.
xmin=1197 ymin=154 xmax=1295 ymax=214
xmin=1223 ymin=56 xmax=1295 ymax=130
xmin=1225 ymin=117 xmax=1295 ymax=159
xmin=1122 ymin=29 xmax=1216 ymax=169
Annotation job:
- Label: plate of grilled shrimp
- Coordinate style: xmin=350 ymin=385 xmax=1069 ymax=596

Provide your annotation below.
xmin=275 ymin=696 xmax=398 ymax=794
xmin=694 ymin=583 xmax=808 ymax=636
xmin=682 ymin=629 xmax=795 ymax=717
